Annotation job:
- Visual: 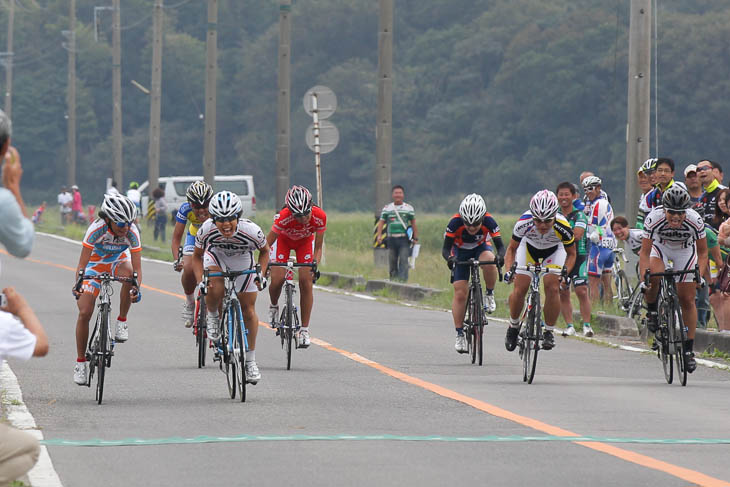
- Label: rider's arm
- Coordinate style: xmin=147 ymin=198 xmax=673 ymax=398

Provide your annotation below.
xmin=638 ymin=237 xmax=653 ymax=281
xmin=503 ymin=237 xmax=520 ymax=271
xmin=313 ymin=231 xmax=325 ymax=264
xmin=266 ymin=229 xmax=278 ymax=248
xmin=171 ymin=221 xmax=186 ymax=259
xmin=191 ymin=246 xmax=204 ymax=283
xmin=75 ymin=246 xmax=93 ymax=275
xmin=492 ymin=236 xmax=505 ymax=258
xmin=442 ymin=235 xmax=454 ymax=261
xmin=257 ymin=242 xmax=271 ymax=277
xmin=130 ymin=250 xmax=142 ymax=287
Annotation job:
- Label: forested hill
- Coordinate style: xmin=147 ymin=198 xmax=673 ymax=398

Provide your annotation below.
xmin=3 ymin=0 xmax=730 ymax=211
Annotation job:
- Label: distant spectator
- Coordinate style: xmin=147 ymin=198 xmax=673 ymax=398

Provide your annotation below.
xmin=0 ymin=287 xmax=49 ymax=485
xmin=71 ymin=185 xmax=85 ymax=224
xmin=0 ymin=109 xmax=34 ymax=258
xmin=57 ymin=186 xmax=73 ymax=225
xmin=152 ymin=187 xmax=168 ymax=241
xmin=712 ymin=160 xmax=724 ymax=186
xmin=712 ymin=189 xmax=730 ymax=231
xmin=697 ymin=159 xmax=727 ymax=229
xmin=375 ymin=185 xmax=418 ymax=282
xmin=31 ymin=202 xmax=46 ymax=224
xmin=107 ymin=180 xmax=120 ymax=196
xmin=684 ymin=164 xmax=702 ymax=202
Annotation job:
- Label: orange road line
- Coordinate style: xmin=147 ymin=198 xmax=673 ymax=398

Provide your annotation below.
xmin=11 ymin=248 xmax=729 ymax=486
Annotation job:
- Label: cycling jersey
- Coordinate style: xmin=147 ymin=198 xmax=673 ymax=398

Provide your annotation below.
xmin=175 ymin=202 xmax=205 ymax=237
xmin=642 ymin=180 xmax=675 ymax=212
xmin=82 ymin=219 xmax=141 ymax=262
xmin=563 ymin=208 xmax=587 ymax=255
xmin=445 ymin=213 xmax=500 ymax=250
xmin=272 ymin=206 xmax=327 ymax=243
xmin=642 ymin=207 xmax=705 ymax=250
xmin=512 ymin=211 xmax=574 ymax=250
xmin=626 ymin=228 xmax=643 ymax=254
xmin=585 ymin=196 xmax=617 ymax=249
xmin=195 ymin=218 xmax=267 ymax=293
xmin=699 ymin=179 xmax=727 ymax=229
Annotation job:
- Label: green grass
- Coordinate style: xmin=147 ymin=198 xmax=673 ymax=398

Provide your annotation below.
xmin=36 ymin=205 xmax=624 ymax=320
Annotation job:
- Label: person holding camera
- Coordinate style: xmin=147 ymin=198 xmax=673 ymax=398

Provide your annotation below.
xmin=374 ymin=185 xmax=419 ymax=282
xmin=0 ymin=287 xmax=49 ymax=485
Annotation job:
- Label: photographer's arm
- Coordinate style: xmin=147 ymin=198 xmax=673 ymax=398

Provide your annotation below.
xmin=2 ymin=287 xmax=48 ymax=357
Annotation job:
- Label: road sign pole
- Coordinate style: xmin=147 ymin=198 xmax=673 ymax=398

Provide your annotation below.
xmin=312 ymin=93 xmax=323 ymax=209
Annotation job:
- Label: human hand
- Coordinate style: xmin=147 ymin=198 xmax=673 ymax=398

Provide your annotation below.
xmin=1 ymin=287 xmax=30 ymax=316
xmin=173 ymin=260 xmax=183 ymax=272
xmin=447 ymin=256 xmax=456 ymax=270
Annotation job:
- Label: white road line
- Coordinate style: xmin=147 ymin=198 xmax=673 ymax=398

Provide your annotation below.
xmin=2 ymin=361 xmax=64 ymax=487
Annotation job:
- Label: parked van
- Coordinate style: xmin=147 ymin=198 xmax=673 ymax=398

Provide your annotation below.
xmin=137 ymin=175 xmax=256 ymax=218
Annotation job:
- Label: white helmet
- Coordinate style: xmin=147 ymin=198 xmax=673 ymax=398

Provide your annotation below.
xmin=529 ymin=190 xmax=560 ymax=220
xmin=285 ymin=185 xmax=313 ymax=215
xmin=638 ymin=158 xmax=658 ymax=174
xmin=582 ymin=175 xmax=602 ymax=189
xmin=208 ymin=191 xmax=242 ymax=220
xmin=101 ymin=194 xmax=138 ymax=223
xmin=458 ymin=194 xmax=487 ymax=226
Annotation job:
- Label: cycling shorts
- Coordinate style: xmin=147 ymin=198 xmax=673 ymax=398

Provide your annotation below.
xmin=203 ymin=248 xmax=258 ymax=293
xmin=81 ymin=253 xmax=130 ymax=298
xmin=270 ymin=236 xmax=315 ymax=264
xmin=183 ymin=232 xmax=196 ymax=256
xmin=515 ymin=241 xmax=565 ymax=277
xmin=568 ymin=253 xmax=588 ymax=287
xmin=650 ymin=244 xmax=698 ymax=283
xmin=450 ymin=243 xmax=493 ymax=283
xmin=588 ymin=245 xmax=615 ymax=277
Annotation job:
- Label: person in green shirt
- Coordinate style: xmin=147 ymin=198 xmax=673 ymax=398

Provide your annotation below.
xmin=375 ymin=185 xmax=419 ymax=282
xmin=556 ymin=182 xmax=592 ymax=337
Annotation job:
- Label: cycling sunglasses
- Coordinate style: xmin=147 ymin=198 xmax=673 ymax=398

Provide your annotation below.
xmin=583 ymin=185 xmax=599 ymax=191
xmin=213 ymin=216 xmax=238 ymax=223
xmin=293 ymin=211 xmax=311 ymax=218
xmin=666 ymin=209 xmax=686 ymax=216
xmin=465 ymin=222 xmax=482 ymax=228
xmin=113 ymin=221 xmax=131 ymax=228
xmin=533 ymin=217 xmax=554 ymax=224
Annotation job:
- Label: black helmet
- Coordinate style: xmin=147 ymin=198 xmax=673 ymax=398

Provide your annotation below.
xmin=661 ymin=185 xmax=691 ymax=210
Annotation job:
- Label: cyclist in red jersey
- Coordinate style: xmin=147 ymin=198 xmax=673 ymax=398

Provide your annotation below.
xmin=266 ymin=186 xmax=326 ymax=348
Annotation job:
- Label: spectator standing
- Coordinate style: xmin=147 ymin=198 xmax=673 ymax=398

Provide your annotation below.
xmin=127 ymin=181 xmax=141 ymax=209
xmin=152 ymin=187 xmax=168 ymax=241
xmin=107 ymin=180 xmax=120 ymax=196
xmin=375 ymin=185 xmax=419 ymax=282
xmin=57 ymin=186 xmax=72 ymax=225
xmin=684 ymin=164 xmax=703 ymax=203
xmin=697 ymin=159 xmax=727 ymax=229
xmin=71 ymin=185 xmax=84 ymax=224
xmin=0 ymin=109 xmax=34 ymax=258
xmin=0 ymin=287 xmax=49 ymax=485
xmin=636 ymin=159 xmax=657 ymax=228
xmin=31 ymin=202 xmax=46 ymax=224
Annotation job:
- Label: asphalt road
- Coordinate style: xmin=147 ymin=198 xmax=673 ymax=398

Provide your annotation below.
xmin=5 ymin=234 xmax=730 ymax=487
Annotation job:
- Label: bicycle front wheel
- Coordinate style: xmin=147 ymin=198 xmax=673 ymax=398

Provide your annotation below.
xmin=232 ymin=301 xmax=247 ymax=402
xmin=674 ymin=304 xmax=688 ymax=387
xmin=473 ymin=287 xmax=485 ymax=366
xmin=286 ymin=284 xmax=294 ymax=370
xmin=659 ymin=298 xmax=673 ymax=384
xmin=96 ymin=305 xmax=110 ymax=405
xmin=195 ymin=297 xmax=207 ymax=369
xmin=617 ymin=270 xmax=633 ymax=308
xmin=524 ymin=296 xmax=540 ymax=384
xmin=221 ymin=308 xmax=236 ymax=399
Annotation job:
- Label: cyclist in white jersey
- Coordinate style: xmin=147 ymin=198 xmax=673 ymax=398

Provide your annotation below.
xmin=611 ymin=216 xmax=643 ymax=255
xmin=192 ymin=191 xmax=269 ymax=384
xmin=503 ymin=190 xmax=576 ymax=352
xmin=640 ymin=185 xmax=708 ymax=373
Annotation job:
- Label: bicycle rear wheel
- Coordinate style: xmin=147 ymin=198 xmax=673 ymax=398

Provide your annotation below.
xmin=96 ymin=305 xmax=110 ymax=404
xmin=232 ymin=302 xmax=246 ymax=402
xmin=221 ymin=308 xmax=236 ymax=399
xmin=674 ymin=304 xmax=688 ymax=387
xmin=195 ymin=296 xmax=207 ymax=368
xmin=524 ymin=296 xmax=540 ymax=384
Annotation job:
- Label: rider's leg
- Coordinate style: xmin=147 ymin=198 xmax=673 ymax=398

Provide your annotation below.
xmin=543 ymin=274 xmax=561 ymax=327
xmin=115 ymin=261 xmax=134 ymax=320
xmin=75 ymin=292 xmax=96 ymax=359
xmin=238 ymin=291 xmax=259 ymax=351
xmin=268 ymin=266 xmax=285 ymax=306
xmin=509 ymin=275 xmax=530 ymax=321
xmin=479 ymin=250 xmax=497 ymax=291
xmin=678 ymin=281 xmax=698 ymax=341
xmin=298 ymin=267 xmax=314 ymax=328
xmin=181 ymin=254 xmax=197 ymax=304
xmin=452 ymin=280 xmax=469 ymax=328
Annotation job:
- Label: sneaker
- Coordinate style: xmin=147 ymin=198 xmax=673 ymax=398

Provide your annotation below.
xmin=73 ymin=362 xmax=88 ymax=385
xmin=182 ymin=302 xmax=195 ymax=328
xmin=505 ymin=326 xmax=519 ymax=352
xmin=207 ymin=312 xmax=220 ymax=341
xmin=115 ymin=320 xmax=128 ymax=342
xmin=298 ymin=328 xmax=311 ymax=348
xmin=484 ymin=293 xmax=496 ymax=314
xmin=542 ymin=330 xmax=555 ymax=350
xmin=646 ymin=311 xmax=659 ymax=333
xmin=245 ymin=361 xmax=261 ymax=384
xmin=562 ymin=325 xmax=576 ymax=337
xmin=685 ymin=352 xmax=697 ymax=373
xmin=455 ymin=334 xmax=468 ymax=354
xmin=583 ymin=324 xmax=594 ymax=338
xmin=269 ymin=304 xmax=279 ymax=327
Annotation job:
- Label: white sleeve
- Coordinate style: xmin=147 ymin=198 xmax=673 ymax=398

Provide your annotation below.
xmin=0 ymin=189 xmax=34 ymax=258
xmin=0 ymin=312 xmax=36 ymax=361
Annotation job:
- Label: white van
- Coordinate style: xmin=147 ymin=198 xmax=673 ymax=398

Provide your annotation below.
xmin=138 ymin=175 xmax=256 ymax=217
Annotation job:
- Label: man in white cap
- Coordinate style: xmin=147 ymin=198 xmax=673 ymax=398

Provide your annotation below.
xmin=684 ymin=164 xmax=702 ymax=203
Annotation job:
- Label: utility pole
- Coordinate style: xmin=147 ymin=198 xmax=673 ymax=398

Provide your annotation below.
xmin=203 ymin=0 xmax=217 ymax=186
xmin=375 ymin=0 xmax=393 ymax=216
xmin=275 ymin=0 xmax=291 ymax=209
xmin=3 ymin=0 xmax=14 ymax=117
xmin=67 ymin=0 xmax=77 ymax=186
xmin=625 ymin=0 xmax=651 ymax=224
xmin=148 ymin=0 xmax=163 ymax=194
xmin=112 ymin=0 xmax=123 ymax=186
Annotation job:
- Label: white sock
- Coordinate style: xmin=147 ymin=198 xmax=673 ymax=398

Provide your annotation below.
xmin=545 ymin=325 xmax=555 ymax=331
xmin=186 ymin=293 xmax=194 ymax=305
xmin=509 ymin=318 xmax=520 ymax=328
xmin=246 ymin=350 xmax=256 ymax=363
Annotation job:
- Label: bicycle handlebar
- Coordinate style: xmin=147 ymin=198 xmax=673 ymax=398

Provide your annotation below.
xmin=643 ymin=266 xmax=699 ymax=286
xmin=453 ymin=259 xmax=502 ymax=282
xmin=201 ymin=265 xmax=263 ymax=295
xmin=74 ymin=270 xmax=139 ymax=300
xmin=613 ymin=247 xmax=629 ymax=263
